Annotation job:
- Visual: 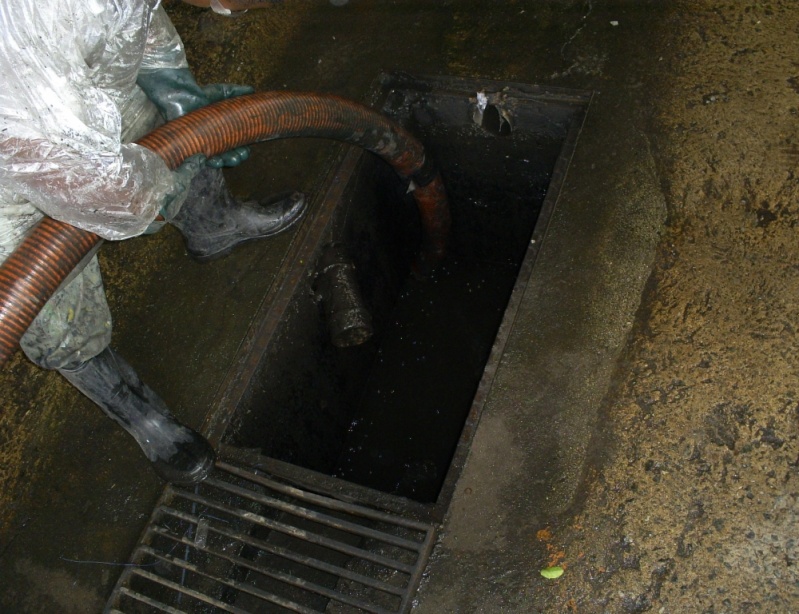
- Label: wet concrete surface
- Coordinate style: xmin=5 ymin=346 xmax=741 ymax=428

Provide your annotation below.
xmin=1 ymin=0 xmax=798 ymax=611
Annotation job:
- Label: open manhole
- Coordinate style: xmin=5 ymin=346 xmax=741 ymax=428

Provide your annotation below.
xmin=212 ymin=74 xmax=589 ymax=518
xmin=107 ymin=74 xmax=589 ymax=612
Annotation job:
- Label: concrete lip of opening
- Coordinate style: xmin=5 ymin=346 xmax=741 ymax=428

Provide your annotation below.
xmin=106 ymin=74 xmax=591 ymax=613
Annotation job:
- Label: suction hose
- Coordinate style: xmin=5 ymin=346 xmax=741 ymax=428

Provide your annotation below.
xmin=0 ymin=91 xmax=451 ymax=367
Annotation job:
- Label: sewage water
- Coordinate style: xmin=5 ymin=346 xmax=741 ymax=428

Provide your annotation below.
xmin=226 ymin=77 xmax=584 ymax=505
xmin=332 ymin=136 xmax=558 ymax=502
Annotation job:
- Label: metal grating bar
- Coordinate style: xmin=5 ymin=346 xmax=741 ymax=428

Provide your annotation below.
xmin=157 ymin=505 xmax=407 ymax=596
xmin=139 ymin=545 xmax=324 ymax=614
xmin=128 ymin=568 xmax=250 ymax=613
xmin=168 ymin=489 xmax=416 ymax=574
xmin=216 ymin=462 xmax=432 ymax=532
xmin=117 ymin=587 xmax=188 ymax=613
xmin=142 ymin=539 xmax=392 ymax=614
xmin=106 ymin=457 xmax=437 ymax=614
xmin=202 ymin=476 xmax=424 ymax=552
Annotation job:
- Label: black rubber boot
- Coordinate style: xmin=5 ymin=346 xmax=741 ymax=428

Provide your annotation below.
xmin=172 ymin=167 xmax=307 ymax=262
xmin=59 ymin=348 xmax=215 ymax=485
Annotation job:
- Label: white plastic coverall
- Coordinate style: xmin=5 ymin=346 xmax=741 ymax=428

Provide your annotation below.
xmin=0 ymin=0 xmax=189 ymax=369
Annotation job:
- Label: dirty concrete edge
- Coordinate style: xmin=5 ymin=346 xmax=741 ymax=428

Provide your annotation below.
xmin=412 ymin=89 xmax=669 ymax=610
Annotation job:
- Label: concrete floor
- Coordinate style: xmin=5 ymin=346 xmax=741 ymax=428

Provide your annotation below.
xmin=1 ymin=0 xmax=798 ymax=612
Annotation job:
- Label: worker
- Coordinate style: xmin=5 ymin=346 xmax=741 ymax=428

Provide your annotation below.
xmin=0 ymin=0 xmax=306 ymax=484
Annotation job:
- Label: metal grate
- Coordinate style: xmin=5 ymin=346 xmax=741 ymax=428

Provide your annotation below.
xmin=105 ymin=459 xmax=436 ymax=614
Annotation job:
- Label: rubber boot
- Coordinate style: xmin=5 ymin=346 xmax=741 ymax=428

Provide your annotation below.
xmin=59 ymin=348 xmax=215 ymax=485
xmin=171 ymin=167 xmax=307 ymax=262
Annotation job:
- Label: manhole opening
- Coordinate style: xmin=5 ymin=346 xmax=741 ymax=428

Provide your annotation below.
xmin=215 ymin=74 xmax=590 ymax=519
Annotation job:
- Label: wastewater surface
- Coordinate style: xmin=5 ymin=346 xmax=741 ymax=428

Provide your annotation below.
xmin=331 ymin=124 xmax=562 ymax=502
xmin=223 ymin=80 xmax=577 ymax=506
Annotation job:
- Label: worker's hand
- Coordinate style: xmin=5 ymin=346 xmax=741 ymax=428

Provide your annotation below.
xmin=162 ymin=154 xmax=207 ymax=216
xmin=145 ymin=153 xmax=207 ymax=235
xmin=137 ymin=68 xmax=253 ymax=168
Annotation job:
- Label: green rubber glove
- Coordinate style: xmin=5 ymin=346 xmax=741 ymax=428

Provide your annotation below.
xmin=137 ymin=68 xmax=254 ymax=168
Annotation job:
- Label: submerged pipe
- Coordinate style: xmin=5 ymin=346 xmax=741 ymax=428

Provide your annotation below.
xmin=0 ymin=92 xmax=451 ymax=366
xmin=314 ymin=243 xmax=374 ymax=348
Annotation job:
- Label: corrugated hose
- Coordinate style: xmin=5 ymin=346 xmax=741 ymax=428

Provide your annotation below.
xmin=0 ymin=91 xmax=451 ymax=366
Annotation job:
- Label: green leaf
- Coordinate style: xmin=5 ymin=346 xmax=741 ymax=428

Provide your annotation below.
xmin=540 ymin=566 xmax=564 ymax=579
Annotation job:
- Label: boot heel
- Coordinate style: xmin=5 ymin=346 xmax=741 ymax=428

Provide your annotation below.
xmin=60 ymin=348 xmax=215 ymax=484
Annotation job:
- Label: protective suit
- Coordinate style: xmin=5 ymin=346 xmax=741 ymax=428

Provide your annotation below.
xmin=0 ymin=1 xmax=185 ymax=369
xmin=0 ymin=0 xmax=305 ymax=483
xmin=0 ymin=1 xmax=182 ymax=248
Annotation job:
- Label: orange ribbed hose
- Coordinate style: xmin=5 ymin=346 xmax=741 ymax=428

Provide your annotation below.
xmin=0 ymin=92 xmax=450 ymax=366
